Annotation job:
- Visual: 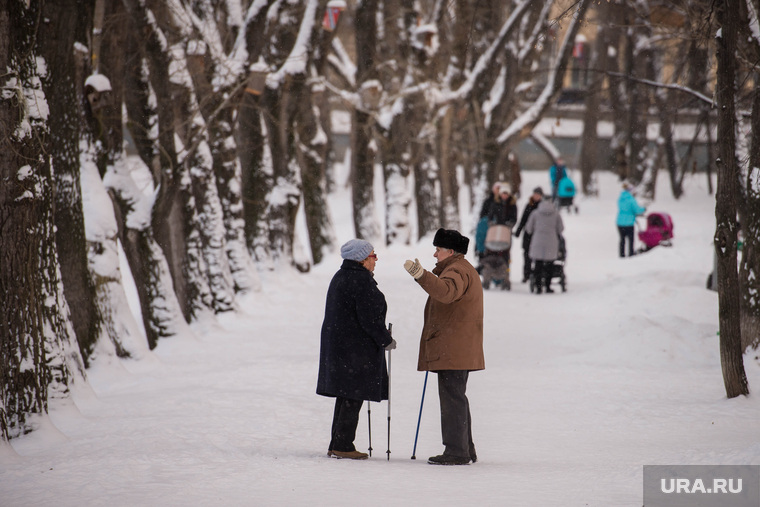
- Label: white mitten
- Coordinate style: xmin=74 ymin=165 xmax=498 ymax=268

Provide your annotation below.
xmin=404 ymin=258 xmax=424 ymax=279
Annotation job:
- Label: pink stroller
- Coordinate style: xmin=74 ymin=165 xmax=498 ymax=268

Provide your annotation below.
xmin=637 ymin=212 xmax=674 ymax=251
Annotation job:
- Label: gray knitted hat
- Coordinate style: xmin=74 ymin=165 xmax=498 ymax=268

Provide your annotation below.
xmin=340 ymin=239 xmax=374 ymax=261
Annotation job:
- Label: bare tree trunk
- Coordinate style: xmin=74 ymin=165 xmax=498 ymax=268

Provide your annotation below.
xmin=1 ymin=0 xmax=84 ymax=440
xmin=580 ymin=0 xmax=611 ymax=195
xmin=607 ymin=1 xmax=629 ymax=180
xmin=123 ymin=0 xmax=194 ymax=320
xmin=351 ymin=0 xmax=381 ymax=241
xmin=116 ymin=22 xmax=188 ymax=348
xmin=186 ymin=54 xmax=258 ymax=293
xmin=739 ymin=78 xmax=760 ymax=351
xmin=237 ymin=93 xmax=269 ymax=257
xmin=415 ymin=147 xmax=441 ymax=239
xmin=298 ymin=90 xmax=336 ymax=263
xmin=297 ymin=20 xmax=339 ymax=264
xmin=438 ymin=106 xmax=460 ymax=230
xmin=38 ymin=0 xmax=101 ymax=365
xmin=625 ymin=2 xmax=653 ymax=184
xmin=77 ymin=0 xmax=148 ymax=359
xmin=714 ymin=0 xmax=749 ymax=397
xmin=257 ymin=75 xmax=308 ymax=270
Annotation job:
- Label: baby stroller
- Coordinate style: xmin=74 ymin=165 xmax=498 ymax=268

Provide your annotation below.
xmin=529 ymin=235 xmax=567 ymax=293
xmin=637 ymin=212 xmax=674 ymax=252
xmin=555 ymin=175 xmax=578 ymax=214
xmin=477 ymin=221 xmax=513 ymax=290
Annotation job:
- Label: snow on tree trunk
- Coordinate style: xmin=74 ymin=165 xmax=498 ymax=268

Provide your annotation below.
xmin=437 ymin=106 xmax=461 ymax=231
xmin=37 ymin=0 xmax=102 ymax=366
xmin=186 ymin=139 xmax=235 ymax=314
xmin=714 ymin=0 xmax=749 ymax=397
xmin=1 ymin=2 xmax=84 ymax=438
xmin=297 ymin=85 xmax=336 ymax=264
xmin=351 ymin=0 xmax=382 ymax=243
xmin=183 ymin=27 xmax=260 ymax=293
xmin=383 ymin=161 xmax=412 ymax=246
xmin=351 ymin=108 xmax=381 ymax=241
xmin=415 ymin=149 xmax=442 ymax=239
xmin=81 ymin=146 xmax=151 ymax=359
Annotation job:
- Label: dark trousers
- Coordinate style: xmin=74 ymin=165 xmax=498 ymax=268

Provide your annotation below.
xmin=522 ymin=244 xmax=532 ymax=282
xmin=534 ymin=260 xmax=553 ymax=290
xmin=329 ymin=397 xmax=363 ymax=452
xmin=618 ymin=225 xmax=635 ymax=257
xmin=437 ymin=370 xmax=474 ymax=459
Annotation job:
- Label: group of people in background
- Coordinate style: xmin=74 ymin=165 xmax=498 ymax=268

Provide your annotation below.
xmin=475 ymin=157 xmax=648 ymax=292
xmin=477 ymin=178 xmax=564 ymax=294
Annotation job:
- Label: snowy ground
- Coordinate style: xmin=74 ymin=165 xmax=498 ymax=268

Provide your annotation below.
xmin=3 ymin=170 xmax=760 ymax=507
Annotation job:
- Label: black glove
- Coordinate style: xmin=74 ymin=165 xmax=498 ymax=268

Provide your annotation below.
xmin=385 ymin=338 xmax=397 ymax=350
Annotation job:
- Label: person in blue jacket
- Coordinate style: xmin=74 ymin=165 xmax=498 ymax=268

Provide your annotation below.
xmin=549 ymin=158 xmax=567 ymax=201
xmin=616 ymin=181 xmax=646 ymax=257
xmin=317 ymin=239 xmax=396 ymax=459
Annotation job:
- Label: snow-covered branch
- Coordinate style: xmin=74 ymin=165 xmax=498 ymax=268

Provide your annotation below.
xmin=497 ymin=0 xmax=592 ymax=146
xmin=328 ymin=37 xmax=357 ymax=88
xmin=606 ymin=71 xmax=714 ymax=106
xmin=439 ymin=0 xmax=533 ymax=104
xmin=267 ymin=0 xmax=319 ymax=87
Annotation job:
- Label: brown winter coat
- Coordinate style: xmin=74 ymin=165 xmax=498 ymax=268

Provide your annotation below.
xmin=415 ymin=254 xmax=485 ymax=372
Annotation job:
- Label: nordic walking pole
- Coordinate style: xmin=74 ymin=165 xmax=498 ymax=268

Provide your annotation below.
xmin=411 ymin=370 xmax=429 ymax=459
xmin=386 ymin=323 xmax=392 ymax=461
xmin=367 ymin=401 xmax=372 ymax=457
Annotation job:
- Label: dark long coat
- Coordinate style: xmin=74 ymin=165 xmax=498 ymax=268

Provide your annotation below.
xmin=317 ymin=260 xmax=392 ymax=402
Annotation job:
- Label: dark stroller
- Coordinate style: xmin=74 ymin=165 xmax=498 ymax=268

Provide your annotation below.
xmin=529 ymin=235 xmax=567 ymax=293
xmin=637 ymin=212 xmax=674 ymax=252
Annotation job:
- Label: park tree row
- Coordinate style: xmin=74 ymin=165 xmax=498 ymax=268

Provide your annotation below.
xmin=1 ymin=0 xmax=758 ymax=441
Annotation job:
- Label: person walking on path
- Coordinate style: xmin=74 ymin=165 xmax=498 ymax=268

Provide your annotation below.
xmin=403 ymin=229 xmax=485 ymax=466
xmin=317 ymin=239 xmax=396 ymax=460
xmin=525 ymin=199 xmax=564 ymax=294
xmin=483 ymin=183 xmax=518 ymax=288
xmin=514 ymin=186 xmax=544 ymax=283
xmin=549 ymin=158 xmax=567 ymax=201
xmin=478 ymin=182 xmax=502 ymax=219
xmin=616 ymin=181 xmax=646 ymax=257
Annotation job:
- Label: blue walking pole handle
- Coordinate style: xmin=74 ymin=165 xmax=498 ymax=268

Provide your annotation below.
xmin=411 ymin=371 xmax=429 ymax=459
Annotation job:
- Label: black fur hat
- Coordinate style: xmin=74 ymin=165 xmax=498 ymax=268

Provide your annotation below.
xmin=433 ymin=228 xmax=469 ymax=255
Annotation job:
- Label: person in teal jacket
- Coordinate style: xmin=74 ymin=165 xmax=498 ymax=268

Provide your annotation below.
xmin=616 ymin=181 xmax=646 ymax=257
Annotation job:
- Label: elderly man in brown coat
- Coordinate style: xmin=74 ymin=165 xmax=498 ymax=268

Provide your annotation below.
xmin=404 ymin=228 xmax=485 ymax=465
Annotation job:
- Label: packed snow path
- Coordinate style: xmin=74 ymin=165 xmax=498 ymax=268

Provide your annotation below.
xmin=3 ymin=172 xmax=759 ymax=506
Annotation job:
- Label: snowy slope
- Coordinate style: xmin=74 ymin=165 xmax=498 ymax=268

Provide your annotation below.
xmin=2 ymin=170 xmax=759 ymax=507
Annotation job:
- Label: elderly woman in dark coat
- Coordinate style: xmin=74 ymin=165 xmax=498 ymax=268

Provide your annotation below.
xmin=317 ymin=239 xmax=395 ymax=460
